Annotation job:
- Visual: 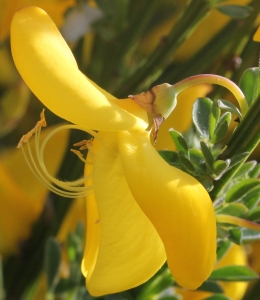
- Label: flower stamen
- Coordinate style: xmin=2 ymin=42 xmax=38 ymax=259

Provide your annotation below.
xmin=18 ymin=110 xmax=96 ymax=198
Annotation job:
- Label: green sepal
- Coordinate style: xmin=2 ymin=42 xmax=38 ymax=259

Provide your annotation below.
xmin=217 ymin=99 xmax=242 ymax=118
xmin=226 ymin=178 xmax=260 ymax=203
xmin=192 ymin=97 xmax=212 ymax=139
xmin=209 ymin=265 xmax=258 ymax=281
xmin=215 ymin=4 xmax=253 ymax=19
xmin=44 ymin=237 xmax=61 ymax=292
xmin=228 ymin=228 xmax=242 ymax=245
xmin=169 ymin=129 xmax=189 ymax=157
xmin=212 ymin=112 xmax=231 ymax=143
xmin=239 ymin=67 xmax=260 ymax=107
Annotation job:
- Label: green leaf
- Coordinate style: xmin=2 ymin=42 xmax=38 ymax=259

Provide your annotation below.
xmin=200 ymin=141 xmax=214 ymax=172
xmin=217 ymin=203 xmax=248 ymax=218
xmin=212 ymin=160 xmax=230 ymax=179
xmin=217 ymin=99 xmax=242 ymax=118
xmin=198 ymin=176 xmax=214 ymax=192
xmin=229 ymin=152 xmax=249 ymax=169
xmin=192 ymin=98 xmax=212 ymax=139
xmin=189 ymin=149 xmax=206 ymax=171
xmin=158 ymin=150 xmax=180 ymax=164
xmin=197 ymin=281 xmax=223 ymax=293
xmin=216 ymin=240 xmax=231 ymax=262
xmin=216 ymin=5 xmax=253 ymax=19
xmin=226 ymin=178 xmax=260 ymax=203
xmin=241 ymin=185 xmax=260 ymax=209
xmin=228 ymin=228 xmax=242 ymax=245
xmin=248 ymin=164 xmax=260 ymax=178
xmin=242 ymin=229 xmax=260 ymax=242
xmin=234 ymin=161 xmax=258 ymax=178
xmin=248 ymin=206 xmax=260 ymax=222
xmin=169 ymin=129 xmax=189 ymax=157
xmin=213 ymin=112 xmax=231 ymax=143
xmin=178 ymin=152 xmax=195 ymax=173
xmin=239 ymin=67 xmax=260 ymax=106
xmin=44 ymin=237 xmax=61 ymax=291
xmin=210 ymin=265 xmax=258 ymax=281
xmin=204 ymin=295 xmax=231 ymax=300
xmin=209 ymin=100 xmax=221 ymax=142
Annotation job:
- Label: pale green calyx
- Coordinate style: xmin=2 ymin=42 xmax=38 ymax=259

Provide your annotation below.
xmin=129 ymin=83 xmax=177 ymax=142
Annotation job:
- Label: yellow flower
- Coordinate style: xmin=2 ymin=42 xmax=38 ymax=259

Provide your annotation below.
xmin=11 ymin=6 xmax=216 ymax=296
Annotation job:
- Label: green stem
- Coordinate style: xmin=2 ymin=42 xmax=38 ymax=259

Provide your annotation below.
xmin=115 ymin=0 xmax=210 ymax=96
xmin=173 ymin=74 xmax=248 ymax=115
xmin=210 ymin=94 xmax=260 ymax=200
xmin=216 ymin=214 xmax=260 ymax=232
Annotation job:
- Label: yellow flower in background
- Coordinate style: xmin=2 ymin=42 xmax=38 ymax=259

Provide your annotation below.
xmin=155 ymin=84 xmax=212 ymax=150
xmin=11 ymin=6 xmax=216 ymax=297
xmin=0 ymin=0 xmax=75 ymax=42
xmin=0 ymin=125 xmax=68 ymax=254
xmin=141 ymin=0 xmax=250 ymax=61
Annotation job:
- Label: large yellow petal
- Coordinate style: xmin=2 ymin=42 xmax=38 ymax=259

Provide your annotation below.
xmin=119 ymin=130 xmax=216 ymax=290
xmin=11 ymin=7 xmax=148 ymax=131
xmin=82 ymin=132 xmax=166 ymax=296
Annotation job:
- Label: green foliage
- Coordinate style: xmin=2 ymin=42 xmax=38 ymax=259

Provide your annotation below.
xmin=44 ymin=237 xmax=61 ymax=293
xmin=215 ymin=5 xmax=253 ymax=19
xmin=209 ymin=266 xmax=258 ymax=281
xmin=239 ymin=67 xmax=260 ymax=106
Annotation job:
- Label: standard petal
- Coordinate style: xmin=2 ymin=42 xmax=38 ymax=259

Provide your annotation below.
xmin=118 ymin=130 xmax=216 ymax=290
xmin=83 ymin=132 xmax=166 ymax=296
xmin=11 ymin=7 xmax=148 ymax=131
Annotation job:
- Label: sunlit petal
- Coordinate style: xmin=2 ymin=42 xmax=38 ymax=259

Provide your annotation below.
xmin=11 ymin=7 xmax=148 ymax=131
xmin=83 ymin=132 xmax=166 ymax=296
xmin=119 ymin=130 xmax=216 ymax=290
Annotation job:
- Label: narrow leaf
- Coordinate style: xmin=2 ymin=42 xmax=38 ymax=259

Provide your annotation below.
xmin=213 ymin=112 xmax=231 ymax=143
xmin=200 ymin=141 xmax=214 ymax=171
xmin=210 ymin=265 xmax=258 ymax=281
xmin=216 ymin=5 xmax=253 ymax=19
xmin=212 ymin=160 xmax=230 ymax=179
xmin=229 ymin=152 xmax=249 ymax=169
xmin=239 ymin=67 xmax=260 ymax=106
xmin=226 ymin=179 xmax=260 ymax=203
xmin=209 ymin=100 xmax=221 ymax=142
xmin=217 ymin=99 xmax=242 ymax=118
xmin=228 ymin=228 xmax=242 ymax=245
xmin=44 ymin=237 xmax=61 ymax=291
xmin=169 ymin=129 xmax=189 ymax=157
xmin=216 ymin=240 xmax=231 ymax=262
xmin=192 ymin=98 xmax=212 ymax=139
